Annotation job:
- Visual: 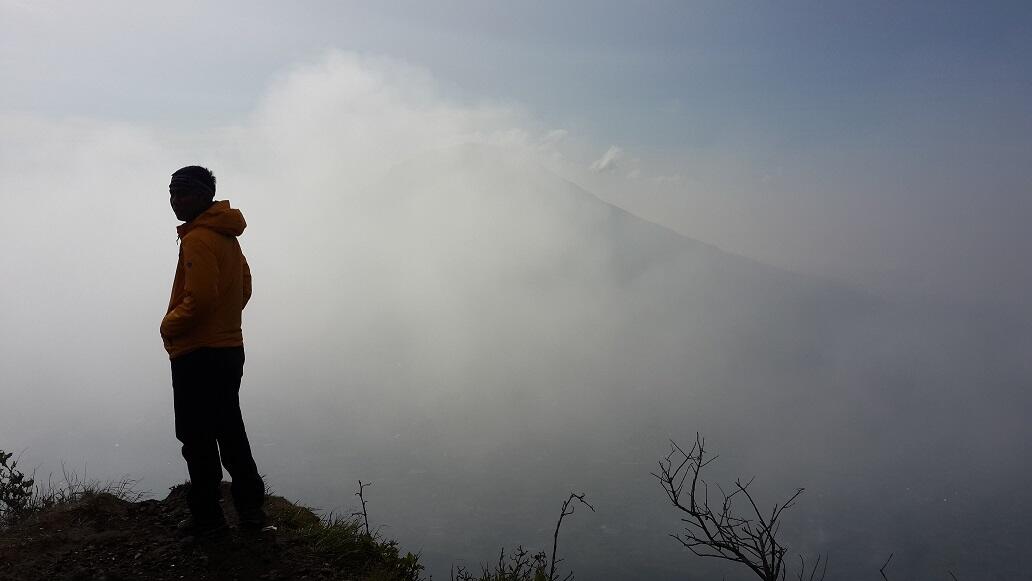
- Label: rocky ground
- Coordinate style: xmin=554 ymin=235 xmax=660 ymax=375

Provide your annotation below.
xmin=0 ymin=483 xmax=417 ymax=581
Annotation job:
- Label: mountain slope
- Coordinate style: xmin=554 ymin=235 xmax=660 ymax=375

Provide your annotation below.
xmin=138 ymin=143 xmax=1031 ymax=580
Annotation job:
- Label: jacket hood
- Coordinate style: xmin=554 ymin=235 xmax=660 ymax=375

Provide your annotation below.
xmin=177 ymin=200 xmax=246 ymax=238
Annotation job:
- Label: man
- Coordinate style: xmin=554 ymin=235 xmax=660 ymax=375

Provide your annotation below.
xmin=161 ymin=165 xmax=266 ymax=535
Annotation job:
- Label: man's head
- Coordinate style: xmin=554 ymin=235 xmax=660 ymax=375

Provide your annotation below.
xmin=169 ymin=165 xmax=217 ymax=222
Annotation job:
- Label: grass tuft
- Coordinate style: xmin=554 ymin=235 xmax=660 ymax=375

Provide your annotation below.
xmin=1 ymin=449 xmax=142 ymax=528
xmin=299 ymin=511 xmax=425 ymax=581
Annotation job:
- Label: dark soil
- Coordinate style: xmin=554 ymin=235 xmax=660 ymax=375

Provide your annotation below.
xmin=0 ymin=483 xmax=364 ymax=581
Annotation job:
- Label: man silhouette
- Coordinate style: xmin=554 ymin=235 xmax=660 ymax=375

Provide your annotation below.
xmin=161 ymin=165 xmax=266 ymax=535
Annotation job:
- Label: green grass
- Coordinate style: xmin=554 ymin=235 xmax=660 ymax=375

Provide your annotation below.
xmin=292 ymin=511 xmax=424 ymax=581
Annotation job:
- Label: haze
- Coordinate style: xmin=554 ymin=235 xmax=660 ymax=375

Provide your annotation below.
xmin=2 ymin=2 xmax=1030 ymax=579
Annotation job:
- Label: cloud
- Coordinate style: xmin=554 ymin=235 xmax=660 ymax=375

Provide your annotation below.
xmin=539 ymin=129 xmax=568 ymax=146
xmin=589 ymin=145 xmax=623 ymax=173
xmin=245 ymin=51 xmax=528 ymax=188
xmin=533 ymin=128 xmax=569 ymax=161
xmin=0 ymin=50 xmax=656 ymax=442
xmin=654 ymin=173 xmax=683 ymax=184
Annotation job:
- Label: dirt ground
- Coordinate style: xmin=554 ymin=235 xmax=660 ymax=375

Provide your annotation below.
xmin=0 ymin=483 xmax=362 ymax=581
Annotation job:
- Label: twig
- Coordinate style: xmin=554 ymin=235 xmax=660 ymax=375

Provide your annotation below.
xmin=548 ymin=491 xmax=595 ymax=581
xmin=353 ymin=480 xmax=372 ymax=536
xmin=879 ymin=552 xmax=894 ymax=580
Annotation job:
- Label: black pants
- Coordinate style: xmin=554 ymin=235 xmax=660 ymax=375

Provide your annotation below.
xmin=171 ymin=346 xmax=264 ymax=517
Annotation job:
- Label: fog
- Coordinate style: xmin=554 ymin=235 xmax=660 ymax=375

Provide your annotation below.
xmin=2 ymin=51 xmax=1031 ymax=579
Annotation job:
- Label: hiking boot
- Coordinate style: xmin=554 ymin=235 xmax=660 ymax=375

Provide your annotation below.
xmin=176 ymin=514 xmax=229 ymax=538
xmin=236 ymin=507 xmax=268 ymax=530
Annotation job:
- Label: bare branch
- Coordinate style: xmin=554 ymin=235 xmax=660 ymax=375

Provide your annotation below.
xmin=353 ymin=480 xmax=372 ymax=537
xmin=796 ymin=553 xmax=827 ymax=581
xmin=548 ymin=491 xmax=595 ymax=581
xmin=654 ymin=434 xmax=822 ymax=581
xmin=879 ymin=552 xmax=894 ymax=580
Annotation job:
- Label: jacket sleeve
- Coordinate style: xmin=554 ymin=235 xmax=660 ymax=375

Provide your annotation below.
xmin=242 ymin=253 xmax=252 ymax=309
xmin=160 ymin=234 xmax=220 ymax=338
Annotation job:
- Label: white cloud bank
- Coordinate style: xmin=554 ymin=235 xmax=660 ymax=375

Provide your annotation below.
xmin=0 ymin=50 xmax=564 ymax=447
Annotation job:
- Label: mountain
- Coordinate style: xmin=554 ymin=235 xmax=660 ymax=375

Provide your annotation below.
xmin=241 ymin=144 xmax=1031 ymax=580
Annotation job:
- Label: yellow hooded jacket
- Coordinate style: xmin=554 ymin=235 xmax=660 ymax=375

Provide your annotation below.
xmin=161 ymin=200 xmax=251 ymax=359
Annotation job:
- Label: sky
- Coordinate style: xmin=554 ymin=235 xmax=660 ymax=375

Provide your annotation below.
xmin=2 ymin=0 xmax=1030 ymax=311
xmin=2 ymin=2 xmax=1032 ymax=579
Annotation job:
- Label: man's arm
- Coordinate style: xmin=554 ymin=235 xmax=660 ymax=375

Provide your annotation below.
xmin=161 ymin=234 xmax=220 ymax=338
xmin=242 ymin=253 xmax=252 ymax=309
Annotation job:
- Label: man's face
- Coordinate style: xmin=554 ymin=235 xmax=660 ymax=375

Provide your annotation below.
xmin=170 ymin=188 xmax=209 ymax=222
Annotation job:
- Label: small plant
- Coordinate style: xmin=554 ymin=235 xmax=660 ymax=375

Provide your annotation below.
xmin=451 ymin=546 xmax=549 ymax=581
xmin=301 ymin=513 xmax=424 ymax=581
xmin=297 ymin=478 xmax=425 ymax=580
xmin=0 ymin=450 xmax=35 ymax=525
xmin=451 ymin=491 xmax=594 ymax=581
xmin=1 ymin=450 xmax=141 ymax=528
